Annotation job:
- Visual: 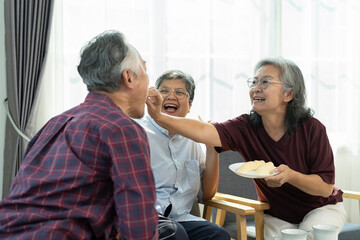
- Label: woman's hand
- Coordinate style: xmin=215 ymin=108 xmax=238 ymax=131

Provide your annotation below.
xmin=264 ymin=164 xmax=293 ymax=187
xmin=146 ymin=87 xmax=163 ymax=121
xmin=264 ymin=164 xmax=334 ymax=197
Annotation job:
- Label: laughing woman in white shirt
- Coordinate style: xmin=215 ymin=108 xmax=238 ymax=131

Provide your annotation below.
xmin=136 ymin=70 xmax=230 ymax=240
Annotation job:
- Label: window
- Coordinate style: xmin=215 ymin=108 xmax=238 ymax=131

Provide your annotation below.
xmin=37 ymin=0 xmax=360 ymax=224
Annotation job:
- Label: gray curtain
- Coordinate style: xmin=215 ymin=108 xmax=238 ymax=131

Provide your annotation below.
xmin=3 ymin=0 xmax=54 ymax=198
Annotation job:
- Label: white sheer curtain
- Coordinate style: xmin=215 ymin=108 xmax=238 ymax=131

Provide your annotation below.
xmin=280 ymin=0 xmax=360 ymax=225
xmin=37 ymin=0 xmax=360 ymax=224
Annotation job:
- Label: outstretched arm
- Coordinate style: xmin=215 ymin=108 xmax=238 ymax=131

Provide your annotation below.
xmin=146 ymin=87 xmax=222 ymax=146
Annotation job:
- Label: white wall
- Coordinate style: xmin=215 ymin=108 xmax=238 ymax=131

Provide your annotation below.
xmin=0 ymin=0 xmax=7 ymax=199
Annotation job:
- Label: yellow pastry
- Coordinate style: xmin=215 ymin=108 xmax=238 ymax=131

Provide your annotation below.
xmin=237 ymin=160 xmax=265 ymax=173
xmin=255 ymin=162 xmax=275 ymax=175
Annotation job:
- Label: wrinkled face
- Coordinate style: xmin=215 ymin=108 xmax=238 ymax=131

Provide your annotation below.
xmin=158 ymin=79 xmax=192 ymax=118
xmin=129 ymin=58 xmax=149 ymax=119
xmin=249 ymin=65 xmax=292 ymax=116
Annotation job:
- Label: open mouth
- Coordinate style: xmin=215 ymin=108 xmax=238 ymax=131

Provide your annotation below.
xmin=253 ymin=97 xmax=265 ymax=103
xmin=163 ymin=103 xmax=178 ymax=113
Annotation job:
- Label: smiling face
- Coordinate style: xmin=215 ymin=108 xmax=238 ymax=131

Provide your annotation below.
xmin=249 ymin=64 xmax=293 ymax=117
xmin=158 ymin=78 xmax=192 ymax=117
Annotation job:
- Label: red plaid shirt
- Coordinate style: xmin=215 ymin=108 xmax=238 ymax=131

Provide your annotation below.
xmin=0 ymin=93 xmax=158 ymax=240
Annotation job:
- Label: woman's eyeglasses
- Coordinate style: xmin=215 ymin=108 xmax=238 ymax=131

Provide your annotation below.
xmin=247 ymin=77 xmax=283 ymax=89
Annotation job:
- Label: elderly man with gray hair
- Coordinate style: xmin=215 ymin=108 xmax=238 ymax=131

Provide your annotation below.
xmin=0 ymin=30 xmax=158 ymax=240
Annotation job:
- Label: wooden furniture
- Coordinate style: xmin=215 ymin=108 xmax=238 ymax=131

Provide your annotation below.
xmin=339 ymin=190 xmax=360 ymax=240
xmin=212 ymin=192 xmax=269 ymax=240
xmin=342 ymin=190 xmax=360 ymax=213
xmin=200 ymin=151 xmax=266 ymax=240
xmin=202 ymin=197 xmax=255 ymax=240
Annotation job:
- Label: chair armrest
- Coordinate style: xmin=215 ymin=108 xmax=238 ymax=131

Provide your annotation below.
xmin=203 ymin=198 xmax=255 ymax=240
xmin=342 ymin=190 xmax=360 ymax=200
xmin=214 ymin=192 xmax=270 ymax=211
xmin=342 ymin=190 xmax=360 ymax=216
xmin=212 ymin=192 xmax=269 ymax=240
xmin=203 ymin=198 xmax=255 ymax=216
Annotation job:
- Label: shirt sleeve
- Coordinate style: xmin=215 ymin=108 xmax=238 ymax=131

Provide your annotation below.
xmin=307 ymin=119 xmax=335 ymax=184
xmin=197 ymin=143 xmax=206 ymax=201
xmin=105 ymin=123 xmax=158 ymax=239
xmin=198 ymin=143 xmax=206 ymax=177
xmin=212 ymin=114 xmax=253 ymax=153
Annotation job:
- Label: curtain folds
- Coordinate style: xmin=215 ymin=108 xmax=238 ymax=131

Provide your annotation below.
xmin=2 ymin=0 xmax=54 ymax=198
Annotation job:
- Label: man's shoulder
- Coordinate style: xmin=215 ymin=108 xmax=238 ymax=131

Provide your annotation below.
xmin=58 ymin=101 xmax=143 ymax=135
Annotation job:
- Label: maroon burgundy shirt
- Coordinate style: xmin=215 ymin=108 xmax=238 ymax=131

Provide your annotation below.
xmin=213 ymin=114 xmax=342 ymax=223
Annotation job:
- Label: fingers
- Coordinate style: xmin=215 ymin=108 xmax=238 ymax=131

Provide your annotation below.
xmin=146 ymin=87 xmax=163 ymax=105
xmin=147 ymin=86 xmax=158 ymax=98
xmin=146 ymin=87 xmax=160 ymax=103
xmin=264 ymin=175 xmax=282 ymax=187
xmin=271 ymin=164 xmax=284 ymax=172
xmin=146 ymin=87 xmax=164 ymax=120
xmin=265 ymin=165 xmax=292 ymax=187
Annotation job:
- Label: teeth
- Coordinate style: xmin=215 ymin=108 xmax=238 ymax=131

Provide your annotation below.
xmin=164 ymin=104 xmax=178 ymax=109
xmin=165 ymin=104 xmax=177 ymax=107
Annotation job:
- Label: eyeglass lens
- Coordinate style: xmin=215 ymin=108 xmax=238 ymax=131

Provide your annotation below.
xmin=247 ymin=77 xmax=271 ymax=89
xmin=158 ymin=87 xmax=188 ymax=99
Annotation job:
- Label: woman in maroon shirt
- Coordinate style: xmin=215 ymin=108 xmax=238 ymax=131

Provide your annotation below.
xmin=146 ymin=57 xmax=346 ymax=239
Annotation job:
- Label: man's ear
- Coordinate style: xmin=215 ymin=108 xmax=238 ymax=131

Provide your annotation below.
xmin=122 ymin=69 xmax=135 ymax=89
xmin=284 ymin=89 xmax=294 ymax=103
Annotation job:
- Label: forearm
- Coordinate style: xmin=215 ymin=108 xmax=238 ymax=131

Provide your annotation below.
xmin=288 ymin=171 xmax=334 ymax=197
xmin=146 ymin=87 xmax=221 ymax=146
xmin=201 ymin=146 xmax=220 ymax=200
xmin=155 ymin=113 xmax=222 ymax=146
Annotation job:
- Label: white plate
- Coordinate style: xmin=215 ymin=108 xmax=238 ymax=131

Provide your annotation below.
xmin=229 ymin=162 xmax=278 ymax=179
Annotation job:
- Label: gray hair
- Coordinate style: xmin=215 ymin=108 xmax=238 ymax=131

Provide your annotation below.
xmin=77 ymin=30 xmax=142 ymax=93
xmin=155 ymin=70 xmax=196 ymax=102
xmin=250 ymin=57 xmax=313 ymax=134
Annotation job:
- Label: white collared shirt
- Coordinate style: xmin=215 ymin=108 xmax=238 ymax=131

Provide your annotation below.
xmin=135 ymin=115 xmax=206 ymax=222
